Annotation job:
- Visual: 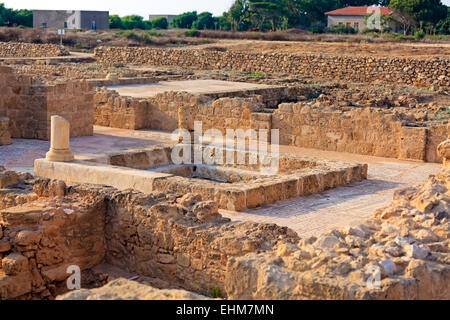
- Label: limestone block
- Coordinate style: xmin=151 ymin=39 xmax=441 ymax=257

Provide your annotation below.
xmin=0 ymin=117 xmax=11 ymax=146
xmin=0 ymin=170 xmax=20 ymax=188
xmin=2 ymin=253 xmax=29 ymax=275
xmin=437 ymin=139 xmax=450 ymax=168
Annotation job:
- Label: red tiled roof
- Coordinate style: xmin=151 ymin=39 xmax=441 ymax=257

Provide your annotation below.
xmin=325 ymin=6 xmax=394 ymax=16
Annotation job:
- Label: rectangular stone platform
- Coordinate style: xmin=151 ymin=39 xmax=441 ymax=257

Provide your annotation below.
xmin=34 ymin=144 xmax=367 ymax=211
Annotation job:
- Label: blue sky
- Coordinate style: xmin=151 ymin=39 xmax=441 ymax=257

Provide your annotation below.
xmin=3 ymin=0 xmax=236 ymax=16
xmin=3 ymin=0 xmax=450 ymax=17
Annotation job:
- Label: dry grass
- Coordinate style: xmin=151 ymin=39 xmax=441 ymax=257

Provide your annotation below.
xmin=190 ymin=29 xmax=450 ymax=44
xmin=0 ymin=27 xmax=209 ymax=51
xmin=1 ymin=27 xmax=448 ymax=53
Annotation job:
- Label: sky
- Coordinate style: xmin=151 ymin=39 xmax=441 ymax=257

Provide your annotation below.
xmin=3 ymin=0 xmax=450 ymax=17
xmin=3 ymin=0 xmax=236 ymax=16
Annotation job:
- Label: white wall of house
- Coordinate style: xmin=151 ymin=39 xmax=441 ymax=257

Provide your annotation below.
xmin=327 ymin=15 xmax=400 ymax=32
xmin=328 ymin=15 xmax=367 ymax=31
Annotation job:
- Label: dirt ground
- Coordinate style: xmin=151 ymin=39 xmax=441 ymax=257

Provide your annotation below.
xmin=192 ymin=39 xmax=450 ymax=58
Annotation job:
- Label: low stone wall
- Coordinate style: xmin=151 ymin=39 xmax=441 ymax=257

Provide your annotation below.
xmin=0 ymin=42 xmax=69 ymax=58
xmin=0 ymin=66 xmax=93 ymax=140
xmin=94 ymin=47 xmax=450 ymax=88
xmin=94 ymin=86 xmax=303 ymax=132
xmin=271 ymin=103 xmax=449 ymax=162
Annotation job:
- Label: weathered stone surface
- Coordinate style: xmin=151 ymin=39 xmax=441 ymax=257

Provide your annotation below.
xmin=94 ymin=47 xmax=450 ymax=88
xmin=0 ymin=66 xmax=94 ymax=140
xmin=0 ymin=42 xmax=69 ymax=58
xmin=438 ymin=139 xmax=450 ymax=168
xmin=0 ymin=117 xmax=11 ymax=146
xmin=56 ymin=278 xmax=209 ymax=300
xmin=1 ymin=163 xmax=449 ymax=300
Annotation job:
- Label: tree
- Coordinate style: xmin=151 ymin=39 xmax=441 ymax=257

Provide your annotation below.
xmin=228 ymin=0 xmax=250 ymax=31
xmin=151 ymin=17 xmax=168 ymax=29
xmin=337 ymin=0 xmax=389 ymax=6
xmin=192 ymin=12 xmax=215 ymax=30
xmin=0 ymin=3 xmax=12 ymax=26
xmin=292 ymin=0 xmax=339 ymax=27
xmin=109 ymin=15 xmax=123 ymax=29
xmin=11 ymin=9 xmax=32 ymax=27
xmin=390 ymin=0 xmax=447 ymax=33
xmin=170 ymin=11 xmax=198 ymax=29
xmin=121 ymin=15 xmax=145 ymax=29
xmin=217 ymin=13 xmax=232 ymax=30
xmin=436 ymin=17 xmax=450 ymax=34
xmin=248 ymin=0 xmax=288 ymax=31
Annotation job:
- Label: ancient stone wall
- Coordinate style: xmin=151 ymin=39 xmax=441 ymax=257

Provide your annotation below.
xmin=94 ymin=47 xmax=449 ymax=87
xmin=3 ymin=167 xmax=449 ymax=300
xmin=0 ymin=66 xmax=93 ymax=140
xmin=0 ymin=117 xmax=11 ymax=146
xmin=0 ymin=176 xmax=106 ymax=299
xmin=1 ymin=159 xmax=449 ymax=300
xmin=0 ymin=42 xmax=69 ymax=58
xmin=224 ymin=167 xmax=450 ymax=300
xmin=94 ymin=90 xmax=262 ymax=132
xmin=94 ymin=85 xmax=310 ymax=132
xmin=271 ymin=103 xmax=449 ymax=162
xmin=94 ymin=86 xmax=448 ymax=163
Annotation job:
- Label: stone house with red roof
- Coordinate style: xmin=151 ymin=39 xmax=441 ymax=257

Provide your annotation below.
xmin=325 ymin=6 xmax=402 ymax=33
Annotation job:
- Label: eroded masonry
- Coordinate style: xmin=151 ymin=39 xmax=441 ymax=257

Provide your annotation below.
xmin=0 ymin=41 xmax=449 ymax=300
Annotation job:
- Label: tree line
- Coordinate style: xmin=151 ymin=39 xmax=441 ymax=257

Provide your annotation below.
xmin=0 ymin=1 xmax=448 ymax=35
xmin=223 ymin=0 xmax=448 ymax=34
xmin=110 ymin=0 xmax=448 ymax=35
xmin=0 ymin=3 xmax=32 ymax=27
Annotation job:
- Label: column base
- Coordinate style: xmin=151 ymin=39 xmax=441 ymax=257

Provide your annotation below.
xmin=46 ymin=148 xmax=74 ymax=162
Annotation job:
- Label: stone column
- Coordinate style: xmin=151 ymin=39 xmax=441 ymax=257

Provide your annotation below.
xmin=46 ymin=116 xmax=74 ymax=162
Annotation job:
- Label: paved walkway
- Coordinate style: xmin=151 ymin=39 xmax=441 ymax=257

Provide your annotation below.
xmin=221 ymin=148 xmax=440 ymax=237
xmin=107 ymin=80 xmax=277 ymax=98
xmin=0 ymin=126 xmax=441 ymax=237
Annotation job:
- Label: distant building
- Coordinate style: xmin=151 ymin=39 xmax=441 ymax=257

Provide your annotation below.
xmin=33 ymin=10 xmax=109 ymax=30
xmin=325 ymin=6 xmax=401 ymax=33
xmin=148 ymin=15 xmax=177 ymax=23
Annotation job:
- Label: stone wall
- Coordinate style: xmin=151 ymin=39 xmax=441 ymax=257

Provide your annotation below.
xmin=0 ymin=175 xmax=106 ymax=299
xmin=94 ymin=85 xmax=448 ymax=163
xmin=2 ymin=162 xmax=448 ymax=300
xmin=0 ymin=42 xmax=69 ymax=58
xmin=93 ymin=88 xmax=297 ymax=132
xmin=94 ymin=47 xmax=450 ymax=88
xmin=0 ymin=66 xmax=93 ymax=140
xmin=0 ymin=117 xmax=11 ymax=146
xmin=271 ymin=103 xmax=449 ymax=162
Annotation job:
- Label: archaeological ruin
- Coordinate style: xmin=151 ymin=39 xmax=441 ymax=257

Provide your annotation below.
xmin=0 ymin=39 xmax=448 ymax=300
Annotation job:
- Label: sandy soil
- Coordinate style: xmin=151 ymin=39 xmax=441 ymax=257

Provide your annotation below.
xmin=192 ymin=39 xmax=450 ymax=58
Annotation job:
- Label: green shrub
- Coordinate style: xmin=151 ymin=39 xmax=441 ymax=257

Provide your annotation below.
xmin=139 ymin=33 xmax=153 ymax=44
xmin=310 ymin=26 xmax=324 ymax=34
xmin=151 ymin=17 xmax=168 ymax=30
xmin=185 ymin=30 xmax=200 ymax=37
xmin=211 ymin=286 xmax=221 ymax=298
xmin=414 ymin=30 xmax=425 ymax=39
xmin=327 ymin=24 xmax=357 ymax=34
xmin=171 ymin=11 xmax=198 ymax=29
xmin=147 ymin=31 xmax=165 ymax=37
xmin=115 ymin=30 xmax=139 ymax=41
xmin=362 ymin=28 xmax=380 ymax=34
xmin=393 ymin=34 xmax=414 ymax=41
